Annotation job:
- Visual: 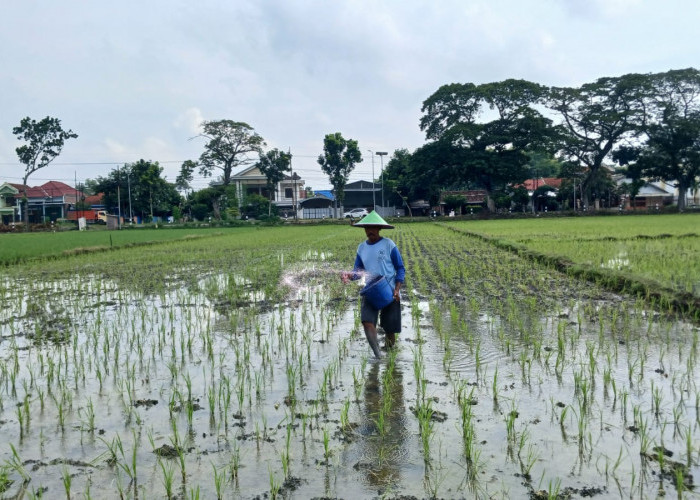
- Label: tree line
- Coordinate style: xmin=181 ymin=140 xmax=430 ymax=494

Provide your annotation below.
xmin=387 ymin=68 xmax=700 ymax=212
xmin=11 ymin=67 xmax=700 ymax=226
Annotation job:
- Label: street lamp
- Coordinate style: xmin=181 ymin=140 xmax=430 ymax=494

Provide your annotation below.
xmin=367 ymin=150 xmax=375 ymax=210
xmin=376 ymin=152 xmax=387 ymax=211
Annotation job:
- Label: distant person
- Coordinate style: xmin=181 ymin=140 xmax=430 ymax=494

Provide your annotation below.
xmin=341 ymin=211 xmax=405 ymax=358
xmin=449 ymin=209 xmax=455 ymax=217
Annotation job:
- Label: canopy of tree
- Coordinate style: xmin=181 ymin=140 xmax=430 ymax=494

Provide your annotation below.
xmin=317 ymin=133 xmax=362 ymax=209
xmin=257 ymin=148 xmax=292 ymax=215
xmin=418 ymin=79 xmax=557 ymax=210
xmin=195 ymin=120 xmax=266 ymax=186
xmin=13 ymin=116 xmax=78 ymax=227
xmin=379 ymin=68 xmax=700 ymax=212
xmin=87 ymin=160 xmax=181 ymax=221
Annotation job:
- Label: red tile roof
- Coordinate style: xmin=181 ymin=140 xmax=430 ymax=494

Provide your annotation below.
xmin=521 ymin=178 xmax=563 ymax=190
xmin=84 ymin=193 xmax=104 ymax=205
xmin=7 ymin=181 xmax=78 ymax=198
xmin=439 ymin=190 xmax=487 ymax=203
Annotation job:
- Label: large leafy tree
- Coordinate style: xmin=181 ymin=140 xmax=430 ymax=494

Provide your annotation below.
xmin=610 ymin=69 xmax=700 ymax=210
xmin=256 ymin=148 xmax=292 ymax=215
xmin=381 ymin=149 xmax=413 ymax=208
xmin=317 ymin=133 xmax=362 ymax=213
xmin=546 ymin=73 xmax=649 ymax=209
xmin=640 ymin=69 xmax=700 ymax=210
xmin=196 ymin=120 xmax=266 ymax=185
xmin=89 ymin=160 xmax=181 ymax=221
xmin=13 ymin=116 xmax=78 ymax=227
xmin=189 ymin=184 xmax=238 ymax=221
xmin=420 ymin=79 xmax=555 ymax=211
xmin=176 ymin=160 xmax=197 ymax=194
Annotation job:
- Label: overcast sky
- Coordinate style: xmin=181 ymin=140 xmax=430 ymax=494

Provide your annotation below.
xmin=1 ymin=0 xmax=697 ymax=191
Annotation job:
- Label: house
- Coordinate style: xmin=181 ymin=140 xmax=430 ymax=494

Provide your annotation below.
xmin=1 ymin=180 xmax=81 ymax=223
xmin=518 ymin=178 xmax=562 ymax=211
xmin=651 ymin=180 xmax=700 ymax=208
xmin=299 ymin=191 xmax=335 ymax=219
xmin=342 ymin=180 xmax=380 ymax=211
xmin=521 ymin=177 xmax=563 ymax=194
xmin=438 ymin=190 xmax=488 ymax=214
xmin=0 ymin=183 xmax=19 ymax=224
xmin=616 ymin=179 xmax=674 ymax=209
xmin=230 ymin=166 xmax=306 ymax=214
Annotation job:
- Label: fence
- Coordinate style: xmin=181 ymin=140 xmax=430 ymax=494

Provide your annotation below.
xmin=299 ymin=207 xmax=335 ymax=220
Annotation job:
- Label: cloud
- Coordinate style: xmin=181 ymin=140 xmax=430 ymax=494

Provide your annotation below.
xmin=104 ymin=138 xmax=128 ymax=156
xmin=174 ymin=108 xmax=205 ymax=136
xmin=561 ymin=0 xmax=642 ymax=19
xmin=0 ymin=131 xmax=17 ymax=166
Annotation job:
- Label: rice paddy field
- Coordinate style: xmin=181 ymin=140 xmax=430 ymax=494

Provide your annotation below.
xmin=0 ymin=215 xmax=699 ymax=499
xmin=0 ymin=227 xmax=226 ymax=266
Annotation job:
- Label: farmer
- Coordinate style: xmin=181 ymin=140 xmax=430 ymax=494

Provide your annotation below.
xmin=341 ymin=211 xmax=405 ymax=359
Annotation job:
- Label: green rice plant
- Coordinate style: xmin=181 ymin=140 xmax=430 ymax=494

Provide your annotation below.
xmin=417 ymin=399 xmax=435 ymax=462
xmin=189 ymin=485 xmax=201 ymax=500
xmin=685 ymin=427 xmax=695 ymax=469
xmin=159 ymin=459 xmax=176 ymax=500
xmin=268 ymin=464 xmax=281 ymax=500
xmin=544 ymin=478 xmax=561 ymax=500
xmin=651 ymin=380 xmax=663 ymax=418
xmin=61 ymin=465 xmax=71 ymax=500
xmin=212 ymin=462 xmax=225 ymax=500
xmin=229 ymin=440 xmax=241 ymax=480
xmin=322 ymin=426 xmax=331 ymax=461
xmin=340 ymin=398 xmax=350 ymax=431
xmin=519 ymin=443 xmax=538 ymax=478
xmin=505 ymin=406 xmax=518 ymax=446
xmin=7 ymin=444 xmax=29 ymax=483
xmin=374 ymin=405 xmax=387 ymax=437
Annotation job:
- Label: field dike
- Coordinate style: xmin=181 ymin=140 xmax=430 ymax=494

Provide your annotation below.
xmin=443 ymin=224 xmax=700 ymax=323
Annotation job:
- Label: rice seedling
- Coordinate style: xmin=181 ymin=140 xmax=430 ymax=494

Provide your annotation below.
xmin=211 ymin=462 xmax=225 ymax=499
xmin=159 ymin=459 xmax=176 ymax=500
xmin=268 ymin=464 xmax=281 ymax=499
xmin=61 ymin=465 xmax=72 ymax=499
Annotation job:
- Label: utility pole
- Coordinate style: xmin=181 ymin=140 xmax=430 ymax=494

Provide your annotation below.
xmin=376 ymin=152 xmax=387 ymax=212
xmin=290 ymin=148 xmax=297 ymax=221
xmin=127 ymin=170 xmax=133 ymax=223
xmin=116 ymin=165 xmax=122 ymax=229
xmin=367 ymin=150 xmax=375 ymax=210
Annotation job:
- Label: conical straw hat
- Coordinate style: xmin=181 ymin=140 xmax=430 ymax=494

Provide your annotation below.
xmin=353 ymin=210 xmax=394 ymax=229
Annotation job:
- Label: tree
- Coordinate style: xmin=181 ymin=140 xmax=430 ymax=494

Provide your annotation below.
xmin=613 ymin=145 xmax=647 ymax=208
xmin=420 ymin=79 xmax=555 ymax=211
xmin=381 ymin=149 xmax=413 ymax=207
xmin=546 ymin=73 xmax=649 ymax=209
xmin=176 ymin=160 xmax=197 ymax=193
xmin=13 ymin=116 xmax=78 ymax=227
xmin=317 ymin=133 xmax=362 ymax=215
xmin=639 ymin=69 xmax=700 ymax=210
xmin=509 ymin=185 xmax=530 ymax=212
xmin=196 ymin=120 xmax=266 ymax=185
xmin=256 ymin=148 xmax=292 ymax=216
xmin=525 ymin=151 xmax=563 ymax=178
xmin=442 ymin=194 xmax=467 ymax=213
xmin=89 ymin=160 xmax=181 ymax=221
xmin=188 ymin=184 xmax=238 ymax=221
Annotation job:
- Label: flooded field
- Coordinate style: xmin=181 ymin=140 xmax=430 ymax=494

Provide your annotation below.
xmin=0 ymin=223 xmax=698 ymax=499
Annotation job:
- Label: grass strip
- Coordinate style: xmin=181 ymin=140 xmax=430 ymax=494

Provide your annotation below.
xmin=443 ymin=224 xmax=700 ymax=323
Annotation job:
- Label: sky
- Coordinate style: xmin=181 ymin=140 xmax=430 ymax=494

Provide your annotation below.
xmin=1 ymin=0 xmax=698 ymax=191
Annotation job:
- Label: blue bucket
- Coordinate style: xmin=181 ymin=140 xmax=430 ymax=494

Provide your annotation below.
xmin=360 ymin=275 xmax=394 ymax=309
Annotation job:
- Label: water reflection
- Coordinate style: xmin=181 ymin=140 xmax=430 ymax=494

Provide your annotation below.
xmin=361 ymin=354 xmax=409 ymax=489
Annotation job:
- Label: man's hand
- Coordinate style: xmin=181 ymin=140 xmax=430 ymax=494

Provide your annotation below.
xmin=393 ymin=284 xmax=401 ymax=302
xmin=341 ymin=271 xmax=351 ymax=284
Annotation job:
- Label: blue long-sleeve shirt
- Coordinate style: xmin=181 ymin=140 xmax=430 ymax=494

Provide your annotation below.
xmin=353 ymin=237 xmax=405 ymax=289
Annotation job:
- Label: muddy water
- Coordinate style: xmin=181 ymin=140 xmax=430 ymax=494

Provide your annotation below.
xmin=0 ymin=265 xmax=699 ymax=499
